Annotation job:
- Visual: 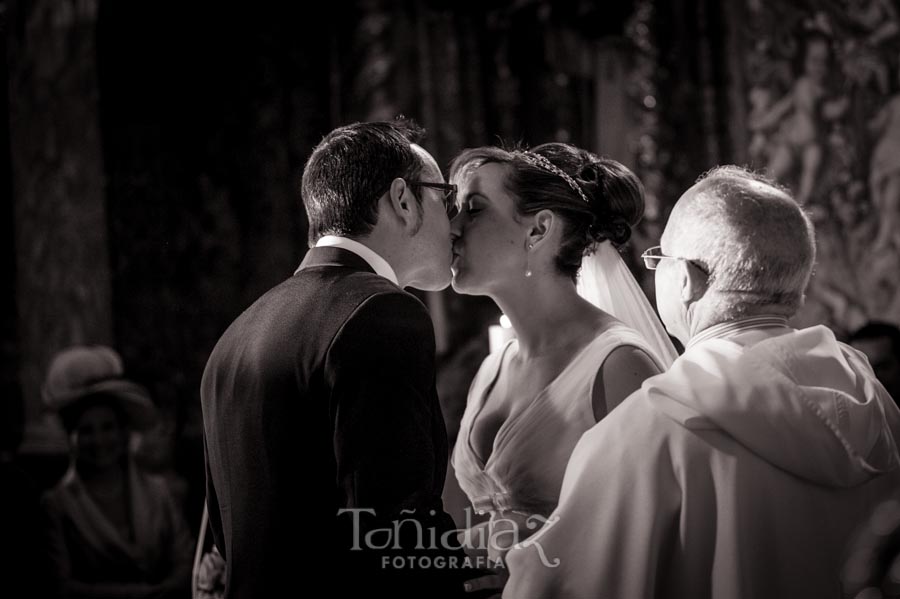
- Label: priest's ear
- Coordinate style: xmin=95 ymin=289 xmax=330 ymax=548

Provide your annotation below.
xmin=679 ymin=260 xmax=710 ymax=305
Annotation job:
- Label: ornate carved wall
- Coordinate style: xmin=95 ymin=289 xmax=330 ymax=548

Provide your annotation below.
xmin=740 ymin=0 xmax=900 ymax=333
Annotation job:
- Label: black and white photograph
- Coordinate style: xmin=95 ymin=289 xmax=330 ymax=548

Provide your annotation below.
xmin=3 ymin=1 xmax=900 ymax=597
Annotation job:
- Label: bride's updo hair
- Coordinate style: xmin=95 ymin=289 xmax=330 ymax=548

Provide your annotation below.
xmin=449 ymin=142 xmax=645 ymax=282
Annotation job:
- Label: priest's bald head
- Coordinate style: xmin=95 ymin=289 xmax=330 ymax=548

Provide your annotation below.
xmin=654 ymin=166 xmax=816 ymax=346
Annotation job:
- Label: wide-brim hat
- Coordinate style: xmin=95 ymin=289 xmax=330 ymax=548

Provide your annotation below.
xmin=42 ymin=345 xmax=158 ymax=432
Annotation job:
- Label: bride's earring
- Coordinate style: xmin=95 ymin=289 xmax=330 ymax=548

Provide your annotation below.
xmin=525 ymin=243 xmax=534 ymax=278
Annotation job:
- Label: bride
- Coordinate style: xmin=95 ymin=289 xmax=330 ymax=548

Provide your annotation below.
xmin=448 ymin=142 xmax=677 ymax=593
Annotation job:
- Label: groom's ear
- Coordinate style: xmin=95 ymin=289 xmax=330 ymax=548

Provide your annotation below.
xmin=386 ymin=177 xmax=421 ymax=232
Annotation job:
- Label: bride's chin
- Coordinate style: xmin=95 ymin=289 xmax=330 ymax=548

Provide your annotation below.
xmin=450 ymin=272 xmax=474 ymax=295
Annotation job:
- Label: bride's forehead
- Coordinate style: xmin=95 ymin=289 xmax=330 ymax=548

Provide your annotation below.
xmin=461 ymin=163 xmax=512 ymax=193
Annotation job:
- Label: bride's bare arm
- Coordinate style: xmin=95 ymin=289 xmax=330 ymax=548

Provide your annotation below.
xmin=592 ymin=347 xmax=661 ymax=421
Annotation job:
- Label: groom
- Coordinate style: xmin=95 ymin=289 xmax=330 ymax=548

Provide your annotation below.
xmin=201 ymin=119 xmax=469 ymax=597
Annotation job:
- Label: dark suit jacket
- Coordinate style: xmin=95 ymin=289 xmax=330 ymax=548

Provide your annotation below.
xmin=201 ymin=247 xmax=470 ymax=598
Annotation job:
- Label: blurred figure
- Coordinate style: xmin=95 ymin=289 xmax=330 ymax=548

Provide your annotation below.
xmin=867 ymin=64 xmax=900 ymax=253
xmin=850 ymin=321 xmax=900 ymax=405
xmin=843 ymin=322 xmax=900 ymax=598
xmin=42 ymin=346 xmax=194 ymax=598
xmin=761 ymin=32 xmax=849 ymax=205
xmin=841 ymin=497 xmax=900 ymax=599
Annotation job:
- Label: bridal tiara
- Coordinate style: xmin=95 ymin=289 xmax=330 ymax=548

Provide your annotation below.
xmin=515 ymin=150 xmax=590 ymax=205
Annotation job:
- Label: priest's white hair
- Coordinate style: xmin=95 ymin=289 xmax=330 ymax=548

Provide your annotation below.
xmin=665 ymin=165 xmax=816 ymax=319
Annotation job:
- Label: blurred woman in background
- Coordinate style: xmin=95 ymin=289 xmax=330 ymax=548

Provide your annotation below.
xmin=42 ymin=345 xmax=194 ymax=599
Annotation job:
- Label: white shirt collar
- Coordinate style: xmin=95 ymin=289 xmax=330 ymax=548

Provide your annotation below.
xmin=687 ymin=315 xmax=791 ymax=349
xmin=296 ymin=235 xmax=399 ymax=285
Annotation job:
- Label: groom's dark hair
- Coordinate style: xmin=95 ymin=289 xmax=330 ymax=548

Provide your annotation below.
xmin=302 ymin=117 xmax=425 ymax=244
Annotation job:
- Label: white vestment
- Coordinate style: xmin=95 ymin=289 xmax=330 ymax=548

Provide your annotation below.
xmin=504 ymin=325 xmax=900 ymax=599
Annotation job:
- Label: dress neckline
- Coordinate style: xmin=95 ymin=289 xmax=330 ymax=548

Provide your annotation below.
xmin=466 ymin=330 xmax=619 ymax=469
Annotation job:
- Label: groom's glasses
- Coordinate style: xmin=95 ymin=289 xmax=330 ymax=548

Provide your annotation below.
xmin=641 ymin=246 xmax=709 ymax=274
xmin=406 ymin=181 xmax=459 ymax=219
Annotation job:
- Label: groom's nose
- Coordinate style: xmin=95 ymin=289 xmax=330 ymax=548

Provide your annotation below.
xmin=449 ymin=212 xmax=464 ymax=238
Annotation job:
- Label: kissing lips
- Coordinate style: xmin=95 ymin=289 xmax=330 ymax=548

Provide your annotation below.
xmin=451 ymin=248 xmax=461 ymax=274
